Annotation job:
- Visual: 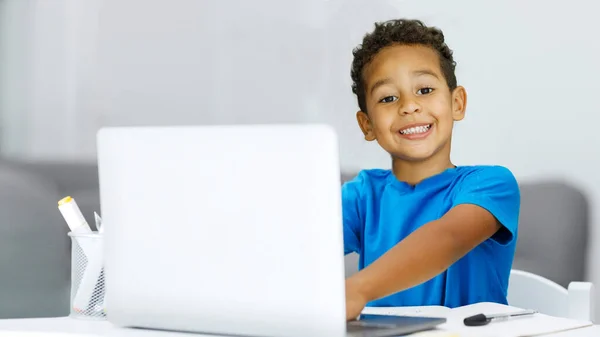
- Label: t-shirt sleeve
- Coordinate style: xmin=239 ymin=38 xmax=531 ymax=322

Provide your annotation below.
xmin=341 ymin=175 xmax=364 ymax=255
xmin=452 ymin=166 xmax=521 ymax=245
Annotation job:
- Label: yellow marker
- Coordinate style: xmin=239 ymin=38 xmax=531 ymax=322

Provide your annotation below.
xmin=58 ymin=196 xmax=92 ymax=233
xmin=58 ymin=196 xmax=73 ymax=206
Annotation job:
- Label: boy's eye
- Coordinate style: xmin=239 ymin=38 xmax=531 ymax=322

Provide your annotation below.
xmin=379 ymin=96 xmax=398 ymax=103
xmin=417 ymin=87 xmax=434 ymax=95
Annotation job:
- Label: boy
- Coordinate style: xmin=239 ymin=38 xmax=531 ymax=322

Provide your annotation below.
xmin=342 ymin=19 xmax=520 ymax=320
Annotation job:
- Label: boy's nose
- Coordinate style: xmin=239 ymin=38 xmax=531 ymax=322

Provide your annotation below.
xmin=398 ymin=99 xmax=421 ymax=115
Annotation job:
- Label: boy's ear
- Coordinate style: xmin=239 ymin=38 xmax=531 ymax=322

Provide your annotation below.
xmin=356 ymin=111 xmax=376 ymax=141
xmin=451 ymin=86 xmax=467 ymax=121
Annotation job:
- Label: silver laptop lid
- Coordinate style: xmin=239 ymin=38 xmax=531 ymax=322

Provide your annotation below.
xmin=97 ymin=124 xmax=346 ymax=337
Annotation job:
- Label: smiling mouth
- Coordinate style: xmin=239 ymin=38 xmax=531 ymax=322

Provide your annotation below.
xmin=399 ymin=124 xmax=432 ymax=135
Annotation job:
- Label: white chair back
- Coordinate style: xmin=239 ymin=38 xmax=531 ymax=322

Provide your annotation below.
xmin=508 ymin=269 xmax=594 ymax=322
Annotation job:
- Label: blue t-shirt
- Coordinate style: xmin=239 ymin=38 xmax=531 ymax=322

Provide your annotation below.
xmin=342 ymin=165 xmax=520 ymax=308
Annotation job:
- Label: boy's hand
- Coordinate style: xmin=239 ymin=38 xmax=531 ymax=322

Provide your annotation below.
xmin=345 ymin=278 xmax=369 ymax=321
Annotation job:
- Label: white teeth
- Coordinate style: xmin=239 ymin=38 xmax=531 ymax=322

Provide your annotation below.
xmin=400 ymin=124 xmax=431 ymax=135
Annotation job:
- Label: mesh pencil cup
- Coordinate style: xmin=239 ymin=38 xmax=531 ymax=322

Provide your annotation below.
xmin=68 ymin=231 xmax=106 ymax=320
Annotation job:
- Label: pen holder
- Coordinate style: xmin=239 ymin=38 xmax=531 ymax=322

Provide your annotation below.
xmin=68 ymin=231 xmax=106 ymax=320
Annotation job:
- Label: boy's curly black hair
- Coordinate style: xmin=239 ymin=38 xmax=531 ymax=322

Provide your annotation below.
xmin=350 ymin=19 xmax=457 ymax=113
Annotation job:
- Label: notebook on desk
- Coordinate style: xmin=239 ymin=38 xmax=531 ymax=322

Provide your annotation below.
xmin=362 ymin=302 xmax=593 ymax=337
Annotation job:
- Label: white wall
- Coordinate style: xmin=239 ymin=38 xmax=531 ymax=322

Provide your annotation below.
xmin=2 ymin=0 xmax=600 ymax=319
xmin=0 ymin=0 xmax=103 ymax=159
xmin=0 ymin=0 xmax=33 ymax=154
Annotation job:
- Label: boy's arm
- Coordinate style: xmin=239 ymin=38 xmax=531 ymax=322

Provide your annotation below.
xmin=345 ymin=166 xmax=520 ymax=319
xmin=346 ymin=203 xmax=499 ymax=304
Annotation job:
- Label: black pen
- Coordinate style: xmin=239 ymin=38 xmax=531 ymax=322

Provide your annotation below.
xmin=464 ymin=309 xmax=538 ymax=326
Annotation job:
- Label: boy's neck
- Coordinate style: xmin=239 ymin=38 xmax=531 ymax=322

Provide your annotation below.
xmin=391 ymin=156 xmax=455 ymax=186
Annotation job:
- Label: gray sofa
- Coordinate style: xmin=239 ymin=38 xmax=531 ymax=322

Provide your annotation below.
xmin=0 ymin=158 xmax=590 ymax=318
xmin=0 ymin=158 xmax=100 ymax=318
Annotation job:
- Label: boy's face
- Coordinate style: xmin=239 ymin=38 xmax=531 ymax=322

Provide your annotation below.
xmin=356 ymin=44 xmax=466 ymax=162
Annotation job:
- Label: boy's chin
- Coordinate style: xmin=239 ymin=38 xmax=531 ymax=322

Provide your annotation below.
xmin=391 ymin=150 xmax=438 ymax=162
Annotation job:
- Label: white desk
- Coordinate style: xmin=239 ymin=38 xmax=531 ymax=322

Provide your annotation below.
xmin=0 ymin=318 xmax=186 ymax=336
xmin=0 ymin=317 xmax=598 ymax=337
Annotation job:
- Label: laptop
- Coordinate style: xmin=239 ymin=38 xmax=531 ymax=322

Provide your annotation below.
xmin=96 ymin=124 xmax=445 ymax=337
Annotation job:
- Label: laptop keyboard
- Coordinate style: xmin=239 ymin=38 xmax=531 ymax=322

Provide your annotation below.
xmin=347 ymin=320 xmax=400 ymax=332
